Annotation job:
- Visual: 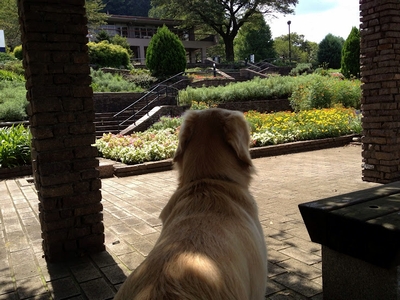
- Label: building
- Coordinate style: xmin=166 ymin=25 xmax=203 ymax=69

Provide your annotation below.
xmin=97 ymin=15 xmax=217 ymax=64
xmin=0 ymin=30 xmax=5 ymax=52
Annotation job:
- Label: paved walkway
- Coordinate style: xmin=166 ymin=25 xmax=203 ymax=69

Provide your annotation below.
xmin=0 ymin=145 xmax=380 ymax=299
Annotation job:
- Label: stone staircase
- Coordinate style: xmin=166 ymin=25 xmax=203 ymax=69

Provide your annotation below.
xmin=94 ymin=110 xmax=136 ymax=138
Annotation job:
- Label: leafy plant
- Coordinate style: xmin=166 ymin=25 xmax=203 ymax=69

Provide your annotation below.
xmin=0 ymin=81 xmax=28 ymax=121
xmin=0 ymin=125 xmax=31 ymax=168
xmin=149 ymin=116 xmax=183 ymax=130
xmin=289 ymin=74 xmax=361 ymax=111
xmin=13 ymin=45 xmax=23 ymax=60
xmin=146 ymin=25 xmax=186 ymax=77
xmin=95 ymin=129 xmax=178 ymax=164
xmin=90 ymin=69 xmax=143 ymax=92
xmin=126 ymin=68 xmax=158 ymax=89
xmin=88 ymin=40 xmax=131 ymax=69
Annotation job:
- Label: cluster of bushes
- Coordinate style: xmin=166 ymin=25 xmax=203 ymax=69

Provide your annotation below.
xmin=180 ymin=74 xmax=361 ymax=111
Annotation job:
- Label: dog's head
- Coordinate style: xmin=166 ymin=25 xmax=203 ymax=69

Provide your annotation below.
xmin=173 ymin=108 xmax=254 ymax=187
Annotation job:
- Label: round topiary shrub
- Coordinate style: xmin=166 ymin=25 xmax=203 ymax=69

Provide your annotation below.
xmin=146 ymin=25 xmax=186 ymax=77
xmin=87 ymin=41 xmax=130 ymax=69
xmin=13 ymin=45 xmax=23 ymax=60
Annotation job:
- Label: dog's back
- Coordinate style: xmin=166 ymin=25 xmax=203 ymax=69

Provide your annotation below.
xmin=114 ymin=109 xmax=267 ymax=300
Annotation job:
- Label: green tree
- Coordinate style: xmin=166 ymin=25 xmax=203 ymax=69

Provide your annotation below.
xmin=341 ymin=27 xmax=360 ymax=78
xmin=317 ymin=34 xmax=344 ymax=69
xmin=234 ymin=12 xmax=276 ymax=62
xmin=150 ymin=0 xmax=298 ymax=62
xmin=0 ymin=0 xmax=20 ymax=50
xmin=146 ymin=25 xmax=186 ymax=77
xmin=95 ymin=30 xmax=112 ymax=43
xmin=85 ymin=0 xmax=108 ymax=33
xmin=274 ymin=33 xmax=318 ymax=65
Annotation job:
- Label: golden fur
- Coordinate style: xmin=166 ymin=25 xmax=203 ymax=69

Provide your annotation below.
xmin=114 ymin=108 xmax=267 ymax=300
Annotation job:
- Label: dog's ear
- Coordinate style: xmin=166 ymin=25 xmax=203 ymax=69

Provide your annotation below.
xmin=223 ymin=112 xmax=253 ymax=167
xmin=173 ymin=110 xmax=197 ymax=162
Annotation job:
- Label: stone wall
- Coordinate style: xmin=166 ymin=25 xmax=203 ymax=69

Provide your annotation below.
xmin=360 ymin=0 xmax=400 ymax=183
xmin=18 ymin=0 xmax=104 ymax=261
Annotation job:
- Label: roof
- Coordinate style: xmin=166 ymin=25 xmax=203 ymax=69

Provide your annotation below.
xmin=107 ymin=14 xmax=183 ymax=27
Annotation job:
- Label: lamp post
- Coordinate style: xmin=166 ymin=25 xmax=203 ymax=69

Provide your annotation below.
xmin=287 ymin=20 xmax=291 ymax=66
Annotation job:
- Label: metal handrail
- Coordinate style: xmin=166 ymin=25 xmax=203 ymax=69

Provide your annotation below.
xmin=117 ymin=84 xmax=179 ymax=128
xmin=113 ymin=71 xmax=185 ymax=119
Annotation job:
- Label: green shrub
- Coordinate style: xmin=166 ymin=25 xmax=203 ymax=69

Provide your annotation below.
xmin=0 ymin=59 xmax=25 ymax=76
xmin=0 ymin=81 xmax=28 ymax=121
xmin=289 ymin=74 xmax=361 ymax=111
xmin=90 ymin=69 xmax=143 ymax=92
xmin=149 ymin=116 xmax=182 ymax=130
xmin=13 ymin=45 xmax=23 ymax=60
xmin=178 ymin=76 xmax=297 ymax=106
xmin=289 ymin=63 xmax=313 ymax=76
xmin=126 ymin=68 xmax=158 ymax=89
xmin=0 ymin=69 xmax=25 ymax=81
xmin=0 ymin=52 xmax=17 ymax=63
xmin=146 ymin=25 xmax=186 ymax=77
xmin=0 ymin=125 xmax=31 ymax=168
xmin=88 ymin=41 xmax=130 ymax=69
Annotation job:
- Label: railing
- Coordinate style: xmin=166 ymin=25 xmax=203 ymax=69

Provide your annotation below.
xmin=113 ymin=72 xmax=185 ymax=128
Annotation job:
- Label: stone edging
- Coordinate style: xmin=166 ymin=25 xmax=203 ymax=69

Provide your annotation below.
xmin=0 ymin=135 xmax=358 ymax=180
xmin=99 ymin=134 xmax=359 ymax=178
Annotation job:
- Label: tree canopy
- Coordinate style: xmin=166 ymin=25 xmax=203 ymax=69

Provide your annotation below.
xmin=317 ymin=34 xmax=344 ymax=69
xmin=150 ymin=0 xmax=298 ymax=62
xmin=234 ymin=12 xmax=276 ymax=62
xmin=274 ymin=33 xmax=318 ymax=65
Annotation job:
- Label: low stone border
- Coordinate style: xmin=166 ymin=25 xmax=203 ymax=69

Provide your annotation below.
xmin=0 ymin=135 xmax=359 ymax=180
xmin=99 ymin=134 xmax=359 ymax=178
xmin=0 ymin=165 xmax=33 ymax=180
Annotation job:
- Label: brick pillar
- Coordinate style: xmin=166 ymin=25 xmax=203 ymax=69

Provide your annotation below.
xmin=18 ymin=0 xmax=105 ymax=261
xmin=360 ymin=0 xmax=400 ymax=183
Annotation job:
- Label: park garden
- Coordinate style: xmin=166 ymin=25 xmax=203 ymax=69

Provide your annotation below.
xmin=0 ymin=25 xmax=362 ymax=168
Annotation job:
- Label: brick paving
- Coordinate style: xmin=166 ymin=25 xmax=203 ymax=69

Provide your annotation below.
xmin=0 ymin=145 xmax=380 ymax=299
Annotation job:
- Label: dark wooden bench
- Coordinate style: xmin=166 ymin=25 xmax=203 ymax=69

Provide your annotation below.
xmin=299 ymin=181 xmax=400 ymax=300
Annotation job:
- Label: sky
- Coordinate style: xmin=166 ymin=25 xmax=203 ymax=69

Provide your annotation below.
xmin=267 ymin=0 xmax=360 ymax=43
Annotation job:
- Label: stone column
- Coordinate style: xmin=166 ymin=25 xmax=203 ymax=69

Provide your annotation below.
xmin=360 ymin=0 xmax=400 ymax=183
xmin=18 ymin=0 xmax=105 ymax=261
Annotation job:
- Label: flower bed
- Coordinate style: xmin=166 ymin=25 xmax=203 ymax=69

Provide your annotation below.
xmin=95 ymin=107 xmax=361 ymax=165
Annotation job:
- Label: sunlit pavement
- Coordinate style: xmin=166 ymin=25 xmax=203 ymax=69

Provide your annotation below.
xmin=0 ymin=144 xmax=380 ymax=299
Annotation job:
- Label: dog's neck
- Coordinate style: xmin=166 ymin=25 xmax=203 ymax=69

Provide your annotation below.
xmin=188 ymin=174 xmax=238 ymax=185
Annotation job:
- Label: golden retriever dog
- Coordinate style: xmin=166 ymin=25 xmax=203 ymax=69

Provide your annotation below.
xmin=114 ymin=108 xmax=267 ymax=300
